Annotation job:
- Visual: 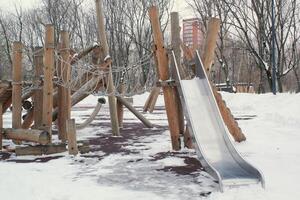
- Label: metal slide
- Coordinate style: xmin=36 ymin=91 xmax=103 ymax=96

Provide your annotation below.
xmin=172 ymin=51 xmax=265 ymax=192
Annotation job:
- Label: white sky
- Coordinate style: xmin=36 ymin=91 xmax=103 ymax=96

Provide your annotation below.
xmin=0 ymin=0 xmax=193 ymax=18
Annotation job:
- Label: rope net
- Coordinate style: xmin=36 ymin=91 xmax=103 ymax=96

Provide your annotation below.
xmin=53 ymin=51 xmax=157 ymax=97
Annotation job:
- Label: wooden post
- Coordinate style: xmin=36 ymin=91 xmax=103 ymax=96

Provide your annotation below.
xmin=149 ymin=6 xmax=181 ymax=150
xmin=171 ymin=12 xmax=187 ymax=79
xmin=57 ymin=31 xmax=71 ymax=142
xmin=117 ymin=85 xmax=125 ymax=128
xmin=12 ymin=42 xmax=23 ymax=129
xmin=202 ymin=18 xmax=246 ymax=142
xmin=95 ymin=0 xmax=120 ymax=136
xmin=33 ymin=47 xmax=44 ymax=129
xmin=66 ymin=119 xmax=78 ymax=155
xmin=202 ymin=18 xmax=221 ymax=72
xmin=0 ymin=103 xmax=2 ymax=150
xmin=171 ymin=12 xmax=185 ymax=138
xmin=42 ymin=25 xmax=55 ymax=138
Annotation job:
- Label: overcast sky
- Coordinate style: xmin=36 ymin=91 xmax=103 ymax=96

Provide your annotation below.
xmin=0 ymin=0 xmax=193 ymax=18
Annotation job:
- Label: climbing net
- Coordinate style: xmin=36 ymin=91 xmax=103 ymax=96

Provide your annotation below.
xmin=53 ymin=52 xmax=157 ymax=97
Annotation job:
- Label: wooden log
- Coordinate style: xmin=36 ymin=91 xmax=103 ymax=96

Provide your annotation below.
xmin=21 ymin=108 xmax=34 ymax=129
xmin=95 ymin=0 xmax=120 ymax=136
xmin=42 ymin=25 xmax=55 ymax=137
xmin=116 ymin=96 xmax=153 ymax=128
xmin=213 ymin=91 xmax=246 ymax=142
xmin=33 ymin=47 xmax=44 ymax=129
xmin=149 ymin=6 xmax=181 ymax=150
xmin=202 ymin=18 xmax=221 ymax=72
xmin=117 ymin=84 xmax=125 ymax=127
xmin=201 ymin=18 xmax=246 ymax=142
xmin=2 ymin=128 xmax=50 ymax=145
xmin=3 ymin=96 xmax=12 ymax=113
xmin=0 ymin=103 xmax=2 ymax=150
xmin=143 ymin=88 xmax=156 ymax=112
xmin=171 ymin=12 xmax=185 ymax=137
xmin=66 ymin=119 xmax=78 ymax=155
xmin=143 ymin=87 xmax=160 ymax=113
xmin=184 ymin=125 xmax=194 ymax=149
xmin=57 ymin=31 xmax=71 ymax=142
xmin=70 ymin=44 xmax=99 ymax=65
xmin=12 ymin=42 xmax=23 ymax=129
xmin=148 ymin=87 xmax=160 ymax=113
xmin=15 ymin=143 xmax=89 ymax=156
xmin=15 ymin=144 xmax=67 ymax=156
xmin=171 ymin=12 xmax=187 ymax=79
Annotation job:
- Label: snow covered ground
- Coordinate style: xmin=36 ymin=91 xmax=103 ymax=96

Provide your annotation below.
xmin=0 ymin=92 xmax=300 ymax=200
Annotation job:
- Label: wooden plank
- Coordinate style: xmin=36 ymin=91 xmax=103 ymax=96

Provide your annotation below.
xmin=33 ymin=47 xmax=44 ymax=129
xmin=12 ymin=42 xmax=23 ymax=129
xmin=149 ymin=6 xmax=181 ymax=150
xmin=95 ymin=0 xmax=120 ymax=136
xmin=66 ymin=119 xmax=78 ymax=155
xmin=57 ymin=31 xmax=71 ymax=141
xmin=2 ymin=128 xmax=50 ymax=145
xmin=42 ymin=25 xmax=55 ymax=138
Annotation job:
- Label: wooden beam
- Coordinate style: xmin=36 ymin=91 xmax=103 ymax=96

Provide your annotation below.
xmin=95 ymin=0 xmax=120 ymax=136
xmin=33 ymin=47 xmax=44 ymax=129
xmin=15 ymin=144 xmax=67 ymax=156
xmin=42 ymin=25 xmax=55 ymax=138
xmin=149 ymin=6 xmax=181 ymax=150
xmin=2 ymin=128 xmax=50 ymax=145
xmin=12 ymin=41 xmax=23 ymax=129
xmin=116 ymin=96 xmax=153 ymax=128
xmin=202 ymin=18 xmax=221 ymax=72
xmin=66 ymin=119 xmax=78 ymax=155
xmin=57 ymin=31 xmax=71 ymax=142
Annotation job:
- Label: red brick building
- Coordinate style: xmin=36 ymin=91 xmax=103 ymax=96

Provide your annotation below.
xmin=182 ymin=18 xmax=204 ymax=50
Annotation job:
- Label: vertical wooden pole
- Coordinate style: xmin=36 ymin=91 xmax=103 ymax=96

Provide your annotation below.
xmin=12 ymin=42 xmax=23 ymax=129
xmin=202 ymin=18 xmax=221 ymax=72
xmin=95 ymin=0 xmax=120 ymax=136
xmin=0 ymin=103 xmax=3 ymax=150
xmin=42 ymin=25 xmax=55 ymax=139
xmin=171 ymin=12 xmax=185 ymax=135
xmin=171 ymin=12 xmax=187 ymax=79
xmin=149 ymin=6 xmax=181 ymax=150
xmin=58 ymin=31 xmax=71 ymax=142
xmin=33 ymin=47 xmax=44 ymax=129
xmin=116 ymin=87 xmax=124 ymax=128
xmin=66 ymin=119 xmax=78 ymax=155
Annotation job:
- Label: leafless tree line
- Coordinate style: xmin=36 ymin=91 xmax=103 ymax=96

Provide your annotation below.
xmin=187 ymin=0 xmax=300 ymax=93
xmin=0 ymin=0 xmax=171 ymax=80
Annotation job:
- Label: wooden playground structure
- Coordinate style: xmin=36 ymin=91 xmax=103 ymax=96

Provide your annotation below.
xmin=0 ymin=0 xmax=246 ymax=157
